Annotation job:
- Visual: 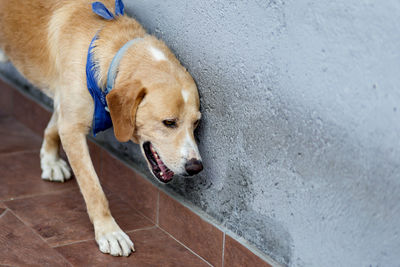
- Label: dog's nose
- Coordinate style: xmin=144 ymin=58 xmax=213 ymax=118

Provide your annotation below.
xmin=185 ymin=158 xmax=203 ymax=176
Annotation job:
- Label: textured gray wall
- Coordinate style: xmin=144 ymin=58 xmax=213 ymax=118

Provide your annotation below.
xmin=1 ymin=0 xmax=400 ymax=266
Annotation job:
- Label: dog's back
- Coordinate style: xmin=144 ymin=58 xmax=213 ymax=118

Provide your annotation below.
xmin=0 ymin=0 xmax=60 ymax=87
xmin=0 ymin=0 xmax=115 ymax=92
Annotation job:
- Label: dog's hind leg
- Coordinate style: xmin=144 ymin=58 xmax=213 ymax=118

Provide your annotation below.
xmin=40 ymin=110 xmax=72 ymax=182
xmin=0 ymin=49 xmax=8 ymax=62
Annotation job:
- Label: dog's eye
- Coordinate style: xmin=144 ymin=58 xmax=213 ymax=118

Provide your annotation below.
xmin=163 ymin=120 xmax=177 ymax=128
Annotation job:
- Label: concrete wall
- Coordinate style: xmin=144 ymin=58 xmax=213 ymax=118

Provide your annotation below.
xmin=1 ymin=0 xmax=400 ymax=266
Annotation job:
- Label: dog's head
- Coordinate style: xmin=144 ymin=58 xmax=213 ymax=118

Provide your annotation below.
xmin=106 ymin=39 xmax=202 ymax=183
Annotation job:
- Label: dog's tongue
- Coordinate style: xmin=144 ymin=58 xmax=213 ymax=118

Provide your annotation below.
xmin=156 ymin=157 xmax=167 ymax=173
xmin=156 ymin=157 xmax=174 ymax=180
xmin=150 ymin=144 xmax=174 ymax=181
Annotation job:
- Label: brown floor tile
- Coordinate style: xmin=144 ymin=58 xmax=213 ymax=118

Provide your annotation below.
xmin=56 ymin=227 xmax=208 ymax=267
xmin=0 ymin=209 xmax=71 ymax=267
xmin=12 ymin=89 xmax=51 ymax=136
xmin=224 ymin=235 xmax=272 ymax=267
xmin=5 ymin=189 xmax=153 ymax=247
xmin=101 ymin=152 xmax=158 ymax=222
xmin=0 ymin=80 xmax=13 ymax=116
xmin=0 ymin=116 xmax=42 ymax=154
xmin=0 ymin=151 xmax=76 ymax=201
xmin=159 ymin=191 xmax=223 ymax=267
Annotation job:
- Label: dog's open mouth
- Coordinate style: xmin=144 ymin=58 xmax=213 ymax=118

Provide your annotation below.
xmin=143 ymin=142 xmax=174 ymax=183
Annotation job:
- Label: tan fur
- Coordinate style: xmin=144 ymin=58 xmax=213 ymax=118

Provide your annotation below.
xmin=0 ymin=0 xmax=202 ymax=256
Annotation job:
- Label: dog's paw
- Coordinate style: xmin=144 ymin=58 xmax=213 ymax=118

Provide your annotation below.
xmin=41 ymin=157 xmax=72 ymax=182
xmin=95 ymin=219 xmax=134 ymax=257
xmin=97 ymin=230 xmax=134 ymax=257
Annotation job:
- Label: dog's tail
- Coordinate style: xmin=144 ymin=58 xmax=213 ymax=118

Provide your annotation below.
xmin=0 ymin=49 xmax=8 ymax=62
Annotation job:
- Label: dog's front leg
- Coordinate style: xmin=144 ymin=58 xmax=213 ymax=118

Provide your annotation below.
xmin=59 ymin=125 xmax=134 ymax=256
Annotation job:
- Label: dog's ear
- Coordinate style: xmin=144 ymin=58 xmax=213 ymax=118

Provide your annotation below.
xmin=106 ymin=80 xmax=146 ymax=143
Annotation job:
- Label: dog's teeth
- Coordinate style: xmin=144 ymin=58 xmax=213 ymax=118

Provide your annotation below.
xmin=160 ymin=172 xmax=163 ymax=176
xmin=154 ymin=154 xmax=158 ymax=159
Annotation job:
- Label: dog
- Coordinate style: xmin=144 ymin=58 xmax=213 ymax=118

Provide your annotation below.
xmin=0 ymin=0 xmax=203 ymax=256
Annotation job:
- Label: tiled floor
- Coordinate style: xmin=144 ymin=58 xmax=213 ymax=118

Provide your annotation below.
xmin=0 ymin=114 xmax=209 ymax=266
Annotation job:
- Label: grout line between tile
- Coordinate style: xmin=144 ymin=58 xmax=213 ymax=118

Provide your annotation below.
xmin=0 ymin=148 xmax=40 ymax=157
xmin=0 ymin=208 xmax=9 ymax=219
xmin=157 ymin=226 xmax=213 ymax=267
xmin=221 ymin=232 xmax=226 ymax=267
xmin=125 ymin=225 xmax=158 ymax=234
xmin=52 ymin=237 xmax=96 ymax=248
xmin=1 ymin=187 xmax=77 ymax=203
xmin=53 ymin=225 xmax=158 ymax=249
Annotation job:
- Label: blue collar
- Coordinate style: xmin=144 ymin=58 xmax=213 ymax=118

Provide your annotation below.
xmin=106 ymin=38 xmax=144 ymax=94
xmin=85 ymin=0 xmax=143 ymax=135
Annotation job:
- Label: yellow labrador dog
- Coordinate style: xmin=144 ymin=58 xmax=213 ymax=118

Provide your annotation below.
xmin=0 ymin=0 xmax=203 ymax=257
